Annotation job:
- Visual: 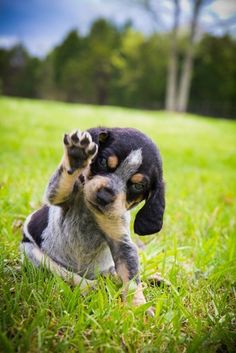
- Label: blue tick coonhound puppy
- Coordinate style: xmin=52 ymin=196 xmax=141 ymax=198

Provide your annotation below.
xmin=21 ymin=128 xmax=165 ymax=308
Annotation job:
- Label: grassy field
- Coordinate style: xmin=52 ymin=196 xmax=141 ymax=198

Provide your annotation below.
xmin=0 ymin=96 xmax=236 ymax=353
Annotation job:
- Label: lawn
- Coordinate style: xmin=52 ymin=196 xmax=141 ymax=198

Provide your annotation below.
xmin=0 ymin=96 xmax=236 ymax=353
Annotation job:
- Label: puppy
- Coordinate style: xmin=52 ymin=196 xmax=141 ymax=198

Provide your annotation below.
xmin=21 ymin=127 xmax=165 ymax=307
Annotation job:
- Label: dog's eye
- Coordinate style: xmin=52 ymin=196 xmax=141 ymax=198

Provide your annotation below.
xmin=98 ymin=157 xmax=108 ymax=171
xmin=130 ymin=183 xmax=145 ymax=193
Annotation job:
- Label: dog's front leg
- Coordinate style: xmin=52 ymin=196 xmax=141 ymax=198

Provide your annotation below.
xmin=45 ymin=130 xmax=98 ymax=205
xmin=107 ymin=236 xmax=146 ymax=307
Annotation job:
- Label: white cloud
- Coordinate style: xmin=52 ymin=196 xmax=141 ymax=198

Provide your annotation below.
xmin=0 ymin=35 xmax=19 ymax=49
xmin=210 ymin=0 xmax=236 ymax=20
xmin=200 ymin=0 xmax=236 ymax=36
xmin=1 ymin=0 xmax=235 ymax=57
xmin=23 ymin=36 xmax=60 ymax=58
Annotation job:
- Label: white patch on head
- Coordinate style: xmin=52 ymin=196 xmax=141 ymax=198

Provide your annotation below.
xmin=116 ymin=149 xmax=143 ymax=181
xmin=126 ymin=149 xmax=142 ymax=167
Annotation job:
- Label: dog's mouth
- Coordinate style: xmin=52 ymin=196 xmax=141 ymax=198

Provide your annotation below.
xmin=87 ymin=200 xmax=105 ymax=214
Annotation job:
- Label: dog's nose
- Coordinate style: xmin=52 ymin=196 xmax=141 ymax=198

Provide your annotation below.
xmin=96 ymin=187 xmax=115 ymax=206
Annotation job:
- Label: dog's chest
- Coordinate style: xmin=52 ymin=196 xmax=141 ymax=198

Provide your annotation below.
xmin=62 ymin=204 xmax=105 ymax=251
xmin=42 ymin=202 xmax=110 ymax=275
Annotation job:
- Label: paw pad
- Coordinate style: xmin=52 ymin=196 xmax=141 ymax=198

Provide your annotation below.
xmin=63 ymin=130 xmax=98 ymax=173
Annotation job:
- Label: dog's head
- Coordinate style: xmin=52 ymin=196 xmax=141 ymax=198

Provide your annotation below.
xmin=83 ymin=127 xmax=165 ymax=236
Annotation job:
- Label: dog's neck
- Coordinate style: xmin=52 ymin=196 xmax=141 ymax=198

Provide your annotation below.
xmin=91 ymin=210 xmax=131 ymax=241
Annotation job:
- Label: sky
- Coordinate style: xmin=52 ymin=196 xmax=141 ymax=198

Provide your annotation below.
xmin=0 ymin=0 xmax=236 ymax=57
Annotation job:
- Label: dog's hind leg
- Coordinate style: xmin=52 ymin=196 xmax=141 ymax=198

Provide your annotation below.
xmin=20 ymin=242 xmax=96 ymax=290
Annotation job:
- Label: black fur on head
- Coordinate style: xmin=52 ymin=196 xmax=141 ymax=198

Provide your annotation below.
xmin=87 ymin=127 xmax=165 ymax=235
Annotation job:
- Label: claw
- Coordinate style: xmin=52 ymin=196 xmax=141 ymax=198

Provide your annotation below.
xmin=71 ymin=130 xmax=80 ymax=143
xmin=80 ymin=136 xmax=90 ymax=146
xmin=63 ymin=134 xmax=70 ymax=146
xmin=80 ymin=131 xmax=91 ymax=146
xmin=63 ymin=133 xmax=73 ymax=146
xmin=87 ymin=143 xmax=98 ymax=156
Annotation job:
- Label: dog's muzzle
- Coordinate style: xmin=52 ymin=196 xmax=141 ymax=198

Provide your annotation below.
xmin=84 ymin=174 xmax=125 ymax=214
xmin=96 ymin=186 xmax=116 ymax=207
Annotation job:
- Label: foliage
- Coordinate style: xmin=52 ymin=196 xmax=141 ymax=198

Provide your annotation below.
xmin=0 ymin=19 xmax=236 ymax=118
xmin=190 ymin=34 xmax=236 ymax=118
xmin=0 ymin=97 xmax=236 ymax=352
xmin=0 ymin=45 xmax=41 ymax=98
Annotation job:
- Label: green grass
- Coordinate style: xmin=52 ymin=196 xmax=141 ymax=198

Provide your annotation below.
xmin=0 ymin=96 xmax=236 ymax=353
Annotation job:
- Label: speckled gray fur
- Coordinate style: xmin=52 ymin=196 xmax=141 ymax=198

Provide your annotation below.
xmin=22 ymin=148 xmax=140 ymax=281
xmin=41 ymin=195 xmax=116 ymax=279
xmin=21 ymin=127 xmax=165 ymax=298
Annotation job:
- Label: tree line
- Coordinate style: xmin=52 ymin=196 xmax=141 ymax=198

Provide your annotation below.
xmin=0 ymin=18 xmax=235 ymax=118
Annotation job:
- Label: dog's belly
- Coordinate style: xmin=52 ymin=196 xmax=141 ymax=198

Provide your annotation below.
xmin=41 ymin=205 xmax=114 ymax=279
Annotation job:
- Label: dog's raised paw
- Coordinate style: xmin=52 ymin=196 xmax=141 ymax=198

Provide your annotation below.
xmin=63 ymin=130 xmax=98 ymax=174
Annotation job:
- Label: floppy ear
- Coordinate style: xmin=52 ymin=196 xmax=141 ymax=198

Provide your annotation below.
xmin=87 ymin=128 xmax=110 ymax=145
xmin=134 ymin=179 xmax=165 ymax=235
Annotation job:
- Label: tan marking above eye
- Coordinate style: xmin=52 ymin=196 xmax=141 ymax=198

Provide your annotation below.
xmin=130 ymin=173 xmax=144 ymax=184
xmin=107 ymin=155 xmax=119 ymax=169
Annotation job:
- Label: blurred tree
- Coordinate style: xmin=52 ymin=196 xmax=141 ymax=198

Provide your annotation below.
xmin=112 ymin=29 xmax=168 ymax=108
xmin=86 ymin=19 xmax=121 ymax=105
xmin=177 ymin=0 xmax=203 ymax=112
xmin=110 ymin=29 xmax=145 ymax=106
xmin=190 ymin=34 xmax=236 ymax=118
xmin=37 ymin=53 xmax=58 ymax=100
xmin=47 ymin=20 xmax=121 ymax=104
xmin=124 ymin=0 xmax=179 ymax=110
xmin=124 ymin=0 xmax=205 ymax=113
xmin=165 ymin=0 xmax=180 ymax=111
xmin=0 ymin=48 xmax=10 ymax=93
xmin=0 ymin=45 xmax=41 ymax=98
xmin=0 ymin=17 xmax=235 ymax=119
xmin=53 ymin=30 xmax=84 ymax=87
